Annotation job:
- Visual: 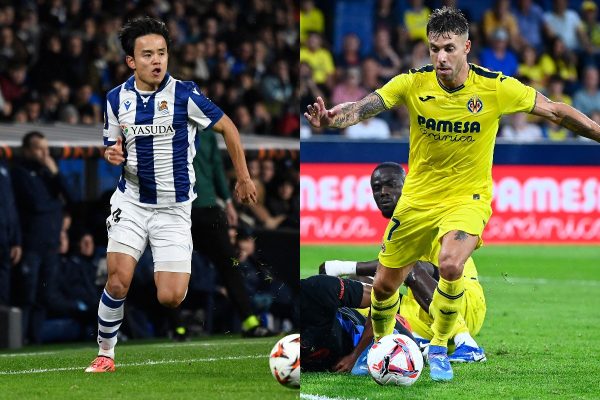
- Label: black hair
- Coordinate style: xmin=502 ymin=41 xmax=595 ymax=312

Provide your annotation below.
xmin=22 ymin=131 xmax=45 ymax=149
xmin=374 ymin=162 xmax=406 ymax=181
xmin=426 ymin=7 xmax=469 ymax=40
xmin=119 ymin=16 xmax=171 ymax=57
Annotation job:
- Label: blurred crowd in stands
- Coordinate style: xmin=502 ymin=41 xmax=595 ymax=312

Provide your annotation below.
xmin=300 ymin=0 xmax=600 ymax=141
xmin=0 ymin=0 xmax=300 ymax=346
xmin=0 ymin=0 xmax=299 ymax=137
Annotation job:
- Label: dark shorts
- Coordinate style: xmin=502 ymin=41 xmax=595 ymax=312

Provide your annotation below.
xmin=301 ymin=275 xmax=364 ymax=371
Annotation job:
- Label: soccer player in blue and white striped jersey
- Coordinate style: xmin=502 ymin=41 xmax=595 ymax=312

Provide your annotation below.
xmin=85 ymin=17 xmax=257 ymax=373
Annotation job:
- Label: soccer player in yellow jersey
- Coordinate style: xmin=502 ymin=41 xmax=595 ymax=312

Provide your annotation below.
xmin=304 ymin=7 xmax=600 ymax=382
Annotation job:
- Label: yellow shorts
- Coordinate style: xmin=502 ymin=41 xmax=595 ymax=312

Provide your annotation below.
xmin=400 ymin=258 xmax=487 ymax=339
xmin=378 ymin=197 xmax=492 ymax=269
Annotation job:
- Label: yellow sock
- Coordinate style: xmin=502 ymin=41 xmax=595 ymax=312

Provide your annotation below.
xmin=370 ymin=288 xmax=400 ymax=341
xmin=451 ymin=314 xmax=469 ymax=337
xmin=242 ymin=315 xmax=259 ymax=331
xmin=430 ymin=277 xmax=464 ymax=347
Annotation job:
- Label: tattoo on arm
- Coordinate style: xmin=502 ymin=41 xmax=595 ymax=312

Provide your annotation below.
xmin=454 ymin=230 xmax=468 ymax=241
xmin=330 ymin=93 xmax=386 ymax=128
xmin=559 ymin=115 xmax=600 ymax=141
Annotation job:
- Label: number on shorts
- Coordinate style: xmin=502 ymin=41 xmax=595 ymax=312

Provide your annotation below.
xmin=387 ymin=217 xmax=400 ymax=241
xmin=112 ymin=208 xmax=122 ymax=223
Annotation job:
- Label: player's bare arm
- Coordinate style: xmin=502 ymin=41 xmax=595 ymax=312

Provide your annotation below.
xmin=212 ymin=114 xmax=257 ymax=204
xmin=531 ymin=93 xmax=600 ymax=142
xmin=334 ymin=308 xmax=373 ymax=373
xmin=304 ymin=93 xmax=386 ymax=129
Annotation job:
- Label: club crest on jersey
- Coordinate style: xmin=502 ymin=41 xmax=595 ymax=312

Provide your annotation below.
xmin=120 ymin=124 xmax=129 ymax=135
xmin=157 ymin=100 xmax=169 ymax=115
xmin=467 ymin=95 xmax=483 ymax=114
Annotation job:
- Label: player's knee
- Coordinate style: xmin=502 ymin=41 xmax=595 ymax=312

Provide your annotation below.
xmin=373 ymin=279 xmax=397 ymax=300
xmin=105 ymin=279 xmax=130 ymax=299
xmin=157 ymin=289 xmax=186 ymax=308
xmin=438 ymin=254 xmax=463 ymax=280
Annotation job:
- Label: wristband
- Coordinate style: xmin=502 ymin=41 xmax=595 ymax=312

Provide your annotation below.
xmin=324 ymin=260 xmax=357 ymax=276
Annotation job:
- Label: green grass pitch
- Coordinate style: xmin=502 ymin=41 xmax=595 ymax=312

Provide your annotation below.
xmin=300 ymin=245 xmax=600 ymax=400
xmin=0 ymin=336 xmax=299 ymax=399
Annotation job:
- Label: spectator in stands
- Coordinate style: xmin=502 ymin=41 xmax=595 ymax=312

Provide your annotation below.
xmin=11 ymin=131 xmax=70 ymax=344
xmin=480 ymin=28 xmax=518 ymax=77
xmin=482 ymin=0 xmax=520 ymax=49
xmin=0 ymin=25 xmax=29 ymax=69
xmin=300 ymin=31 xmax=335 ymax=90
xmin=0 ymin=160 xmax=21 ymax=306
xmin=539 ymin=37 xmax=578 ymax=91
xmin=266 ymin=176 xmax=299 ymax=230
xmin=260 ymin=59 xmax=293 ymax=116
xmin=361 ymin=57 xmax=383 ymax=92
xmin=299 ymin=61 xmax=324 ymax=112
xmin=261 ymin=159 xmax=276 ymax=194
xmin=546 ymin=74 xmax=572 ymax=106
xmin=243 ymin=158 xmax=286 ymax=229
xmin=0 ymin=63 xmax=28 ymax=108
xmin=500 ymin=112 xmax=544 ymax=142
xmin=22 ymin=94 xmax=43 ymax=123
xmin=369 ymin=27 xmax=402 ymax=81
xmin=336 ymin=33 xmax=363 ymax=69
xmin=573 ymin=66 xmax=600 ymax=117
xmin=543 ymin=0 xmax=588 ymax=52
xmin=345 ymin=117 xmax=391 ymax=140
xmin=581 ymin=1 xmax=600 ymax=61
xmin=300 ymin=0 xmax=325 ymax=45
xmin=406 ymin=39 xmax=430 ymax=70
xmin=517 ymin=45 xmax=545 ymax=90
xmin=513 ymin=0 xmax=545 ymax=51
xmin=47 ymin=230 xmax=99 ymax=338
xmin=403 ymin=0 xmax=431 ymax=42
xmin=30 ymin=34 xmax=65 ymax=91
xmin=331 ymin=67 xmax=368 ymax=105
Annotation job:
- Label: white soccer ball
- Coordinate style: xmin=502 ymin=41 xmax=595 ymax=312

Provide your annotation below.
xmin=367 ymin=334 xmax=423 ymax=386
xmin=269 ymin=334 xmax=300 ymax=388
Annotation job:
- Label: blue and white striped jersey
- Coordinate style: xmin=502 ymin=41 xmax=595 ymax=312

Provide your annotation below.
xmin=103 ymin=73 xmax=224 ymax=206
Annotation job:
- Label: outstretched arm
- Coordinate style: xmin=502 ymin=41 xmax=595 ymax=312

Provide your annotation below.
xmin=319 ymin=260 xmax=378 ymax=276
xmin=530 ymin=93 xmax=600 ymax=142
xmin=304 ymin=93 xmax=386 ymax=129
xmin=212 ymin=115 xmax=257 ymax=204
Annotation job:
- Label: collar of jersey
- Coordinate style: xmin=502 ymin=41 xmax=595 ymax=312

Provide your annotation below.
xmin=435 ymin=65 xmax=470 ymax=94
xmin=124 ymin=73 xmax=171 ymax=94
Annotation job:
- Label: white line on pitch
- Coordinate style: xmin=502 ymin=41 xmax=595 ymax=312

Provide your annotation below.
xmin=300 ymin=394 xmax=365 ymax=400
xmin=0 ymin=354 xmax=264 ymax=375
xmin=155 ymin=339 xmax=274 ymax=348
xmin=479 ymin=276 xmax=600 ymax=287
xmin=0 ymin=351 xmax=58 ymax=358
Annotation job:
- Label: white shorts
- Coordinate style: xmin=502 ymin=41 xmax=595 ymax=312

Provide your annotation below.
xmin=106 ymin=191 xmax=193 ymax=270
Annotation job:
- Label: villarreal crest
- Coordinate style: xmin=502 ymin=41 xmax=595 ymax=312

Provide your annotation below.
xmin=466 ymin=95 xmax=483 ymax=114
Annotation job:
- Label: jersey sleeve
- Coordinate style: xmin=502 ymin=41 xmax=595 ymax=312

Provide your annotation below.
xmin=497 ymin=75 xmax=537 ymax=115
xmin=375 ymin=72 xmax=414 ymax=109
xmin=103 ymin=98 xmax=121 ymax=146
xmin=187 ymin=83 xmax=225 ymax=130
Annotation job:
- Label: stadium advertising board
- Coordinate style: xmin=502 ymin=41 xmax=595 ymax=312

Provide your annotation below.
xmin=300 ymin=164 xmax=600 ymax=244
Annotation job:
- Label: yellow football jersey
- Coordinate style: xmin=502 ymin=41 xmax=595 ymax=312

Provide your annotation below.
xmin=375 ymin=64 xmax=536 ymax=208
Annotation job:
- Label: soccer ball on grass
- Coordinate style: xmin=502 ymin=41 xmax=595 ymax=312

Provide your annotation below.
xmin=367 ymin=333 xmax=423 ymax=386
xmin=269 ymin=334 xmax=300 ymax=388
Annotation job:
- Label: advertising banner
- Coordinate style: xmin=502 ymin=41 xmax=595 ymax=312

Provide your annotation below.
xmin=300 ymin=164 xmax=600 ymax=244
